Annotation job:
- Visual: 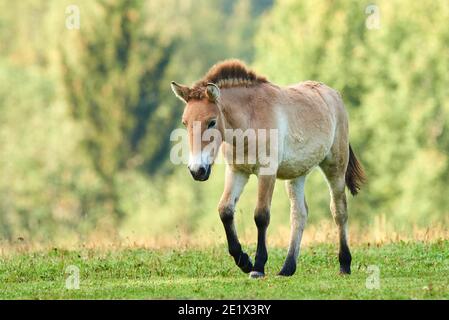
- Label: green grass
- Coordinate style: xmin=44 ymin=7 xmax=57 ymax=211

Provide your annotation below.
xmin=0 ymin=241 xmax=448 ymax=299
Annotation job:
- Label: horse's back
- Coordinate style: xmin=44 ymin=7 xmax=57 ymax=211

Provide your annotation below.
xmin=275 ymin=81 xmax=347 ymax=179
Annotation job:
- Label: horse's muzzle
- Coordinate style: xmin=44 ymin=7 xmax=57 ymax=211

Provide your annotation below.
xmin=189 ymin=165 xmax=211 ymax=181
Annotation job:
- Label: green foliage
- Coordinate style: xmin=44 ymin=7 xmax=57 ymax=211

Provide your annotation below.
xmin=61 ymin=0 xmax=180 ymax=220
xmin=1 ymin=241 xmax=448 ymax=299
xmin=0 ymin=61 xmax=107 ymax=241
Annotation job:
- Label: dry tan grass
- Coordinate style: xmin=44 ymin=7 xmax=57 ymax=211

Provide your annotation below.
xmin=267 ymin=220 xmax=449 ymax=247
xmin=1 ymin=218 xmax=448 ymax=257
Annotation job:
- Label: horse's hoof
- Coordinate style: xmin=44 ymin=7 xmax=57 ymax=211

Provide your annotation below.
xmin=339 ymin=266 xmax=351 ymax=275
xmin=239 ymin=255 xmax=253 ymax=274
xmin=278 ymin=271 xmax=295 ymax=277
xmin=278 ymin=262 xmax=296 ymax=277
xmin=249 ymin=271 xmax=265 ymax=279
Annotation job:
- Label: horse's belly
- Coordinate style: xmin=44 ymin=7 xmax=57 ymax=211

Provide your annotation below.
xmin=276 ymin=138 xmax=331 ymax=180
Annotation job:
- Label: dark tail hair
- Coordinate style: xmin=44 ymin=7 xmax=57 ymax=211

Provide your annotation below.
xmin=345 ymin=144 xmax=366 ymax=196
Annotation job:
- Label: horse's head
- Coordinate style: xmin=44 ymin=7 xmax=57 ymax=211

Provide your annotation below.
xmin=171 ymin=81 xmax=223 ymax=181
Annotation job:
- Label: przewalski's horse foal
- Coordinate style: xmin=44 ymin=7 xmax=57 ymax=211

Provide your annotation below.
xmin=171 ymin=60 xmax=365 ymax=278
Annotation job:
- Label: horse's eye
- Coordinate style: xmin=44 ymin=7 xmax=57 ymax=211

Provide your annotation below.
xmin=182 ymin=121 xmax=187 ymax=127
xmin=207 ymin=119 xmax=216 ymax=129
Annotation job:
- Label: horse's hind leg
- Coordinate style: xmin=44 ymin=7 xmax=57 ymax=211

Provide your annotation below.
xmin=320 ymin=156 xmax=352 ymax=275
xmin=279 ymin=175 xmax=308 ymax=276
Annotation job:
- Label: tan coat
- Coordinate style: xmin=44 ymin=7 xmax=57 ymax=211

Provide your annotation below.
xmin=171 ymin=60 xmax=364 ymax=278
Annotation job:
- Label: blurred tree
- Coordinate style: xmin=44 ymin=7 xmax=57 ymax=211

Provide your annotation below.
xmin=0 ymin=0 xmax=113 ymax=241
xmin=61 ymin=0 xmax=179 ymax=219
xmin=0 ymin=59 xmax=108 ymax=241
xmin=0 ymin=1 xmax=51 ymax=67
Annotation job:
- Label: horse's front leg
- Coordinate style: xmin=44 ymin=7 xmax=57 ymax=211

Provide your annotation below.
xmin=250 ymin=175 xmax=276 ymax=279
xmin=218 ymin=167 xmax=252 ymax=273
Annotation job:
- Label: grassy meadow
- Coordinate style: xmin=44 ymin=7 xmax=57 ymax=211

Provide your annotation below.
xmin=1 ymin=240 xmax=448 ymax=299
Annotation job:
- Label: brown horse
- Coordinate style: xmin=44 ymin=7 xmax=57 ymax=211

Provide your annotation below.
xmin=171 ymin=60 xmax=365 ymax=278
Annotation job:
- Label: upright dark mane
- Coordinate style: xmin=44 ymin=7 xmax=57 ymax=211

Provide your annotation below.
xmin=187 ymin=60 xmax=268 ymax=101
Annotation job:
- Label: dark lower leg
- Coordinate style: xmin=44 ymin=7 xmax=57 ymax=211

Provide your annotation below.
xmin=253 ymin=208 xmax=270 ymax=275
xmin=220 ymin=208 xmax=252 ymax=273
xmin=339 ymin=235 xmax=352 ymax=274
xmin=332 ymin=194 xmax=352 ymax=275
xmin=279 ymin=180 xmax=308 ymax=277
xmin=279 ymin=253 xmax=297 ymax=276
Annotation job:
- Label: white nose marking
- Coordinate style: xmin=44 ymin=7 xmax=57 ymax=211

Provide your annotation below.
xmin=189 ymin=151 xmax=208 ymax=171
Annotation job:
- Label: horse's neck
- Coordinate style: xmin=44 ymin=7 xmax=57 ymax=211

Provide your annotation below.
xmin=219 ymin=87 xmax=254 ymax=130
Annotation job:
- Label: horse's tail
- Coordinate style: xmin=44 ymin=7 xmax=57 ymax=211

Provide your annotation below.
xmin=345 ymin=144 xmax=366 ymax=196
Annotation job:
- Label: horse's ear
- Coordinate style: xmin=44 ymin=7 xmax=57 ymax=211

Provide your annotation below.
xmin=205 ymin=83 xmax=220 ymax=102
xmin=171 ymin=81 xmax=190 ymax=103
